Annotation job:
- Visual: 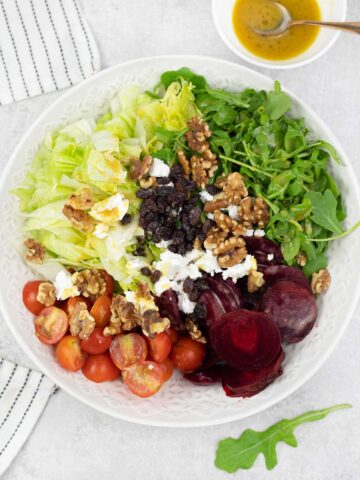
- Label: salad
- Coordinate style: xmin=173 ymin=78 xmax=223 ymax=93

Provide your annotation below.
xmin=15 ymin=68 xmax=356 ymax=398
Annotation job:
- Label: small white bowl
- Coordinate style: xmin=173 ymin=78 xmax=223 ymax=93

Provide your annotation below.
xmin=212 ymin=0 xmax=347 ymax=69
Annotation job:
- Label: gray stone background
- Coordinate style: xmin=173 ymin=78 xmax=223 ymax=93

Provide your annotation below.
xmin=0 ymin=1 xmax=359 ymax=478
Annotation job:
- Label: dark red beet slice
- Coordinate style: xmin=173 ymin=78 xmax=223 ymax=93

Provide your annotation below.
xmin=184 ymin=365 xmax=225 ymax=385
xmin=210 ymin=310 xmax=281 ymax=371
xmin=206 ymin=275 xmax=243 ymax=312
xmin=258 ymin=281 xmax=317 ymax=344
xmin=244 ymin=237 xmax=283 ymax=272
xmin=202 ymin=347 xmax=221 ymax=369
xmin=155 ymin=289 xmax=184 ymax=329
xmin=222 ymin=348 xmax=285 ymax=398
xmin=263 ymin=265 xmax=311 ymax=292
xmin=198 ymin=290 xmax=226 ymax=332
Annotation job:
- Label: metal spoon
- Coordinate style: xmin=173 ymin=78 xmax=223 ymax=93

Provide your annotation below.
xmin=253 ymin=2 xmax=360 ymax=36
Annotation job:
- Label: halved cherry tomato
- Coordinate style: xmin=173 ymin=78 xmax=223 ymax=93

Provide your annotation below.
xmin=55 ymin=335 xmax=86 ymax=371
xmin=166 ymin=327 xmax=179 ymax=345
xmin=122 ymin=361 xmax=165 ymax=398
xmin=147 ymin=332 xmax=172 ymax=364
xmin=110 ymin=333 xmax=147 ymax=370
xmin=80 ymin=327 xmax=112 ymax=355
xmin=66 ymin=296 xmax=92 ymax=317
xmin=170 ymin=337 xmax=206 ymax=373
xmin=90 ymin=295 xmax=111 ymax=328
xmin=23 ymin=281 xmax=44 ymax=315
xmin=34 ymin=306 xmax=69 ymax=345
xmin=82 ymin=353 xmax=120 ymax=383
xmin=159 ymin=357 xmax=174 ymax=382
xmin=100 ymin=270 xmax=115 ymax=296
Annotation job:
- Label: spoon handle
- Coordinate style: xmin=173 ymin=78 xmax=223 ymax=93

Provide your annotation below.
xmin=293 ymin=20 xmax=360 ymax=35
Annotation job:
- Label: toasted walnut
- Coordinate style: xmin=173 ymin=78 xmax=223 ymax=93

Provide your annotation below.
xmin=311 ymin=269 xmax=331 ymax=295
xmin=70 ymin=302 xmax=95 ymax=339
xmin=214 ymin=237 xmax=248 ymax=268
xmin=214 ymin=236 xmax=246 ymax=256
xmin=72 ymin=270 xmax=106 ymax=299
xmin=204 ymin=226 xmax=228 ymax=250
xmin=204 ymin=197 xmax=229 ymax=213
xmin=238 ymin=197 xmax=269 ymax=229
xmin=296 ymin=253 xmax=307 ymax=267
xmin=24 ymin=238 xmax=45 ymax=264
xmin=130 ymin=155 xmax=153 ymax=180
xmin=141 ymin=310 xmax=170 ymax=339
xmin=214 ymin=210 xmax=246 ymax=236
xmin=36 ymin=282 xmax=56 ymax=306
xmin=185 ymin=117 xmax=211 ymax=153
xmin=66 ymin=188 xmax=94 ymax=211
xmin=177 ymin=148 xmax=191 ymax=175
xmin=216 ymin=172 xmax=248 ymax=204
xmin=63 ymin=205 xmax=94 ymax=233
xmin=247 ymin=271 xmax=265 ymax=293
xmin=185 ymin=318 xmax=206 ymax=344
xmin=139 ymin=176 xmax=157 ymax=188
xmin=103 ymin=295 xmax=142 ymax=336
xmin=194 ymin=236 xmax=202 ymax=249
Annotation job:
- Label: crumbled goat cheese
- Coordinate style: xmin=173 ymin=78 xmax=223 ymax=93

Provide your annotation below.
xmin=254 ymin=229 xmax=265 ymax=237
xmin=149 ymin=157 xmax=170 ymax=177
xmin=199 ymin=190 xmax=214 ymax=203
xmin=54 ymin=270 xmax=79 ymax=300
xmin=93 ymin=223 xmax=110 ymax=239
xmin=177 ymin=291 xmax=196 ymax=314
xmin=227 ymin=205 xmax=239 ymax=220
xmin=195 ymin=249 xmax=222 ymax=276
xmin=90 ymin=193 xmax=129 ymax=224
xmin=244 ymin=229 xmax=254 ymax=237
xmin=222 ymin=255 xmax=257 ymax=283
xmin=267 ymin=253 xmax=274 ymax=261
xmin=207 ymin=213 xmax=215 ymax=220
xmin=153 ymin=275 xmax=173 ymax=296
xmin=156 ymin=240 xmax=173 ymax=249
xmin=124 ymin=290 xmax=157 ymax=314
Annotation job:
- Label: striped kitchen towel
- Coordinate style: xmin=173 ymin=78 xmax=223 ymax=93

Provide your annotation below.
xmin=0 ymin=0 xmax=100 ymax=106
xmin=0 ymin=358 xmax=56 ymax=476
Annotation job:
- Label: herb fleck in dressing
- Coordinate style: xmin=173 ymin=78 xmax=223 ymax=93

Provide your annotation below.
xmin=233 ymin=0 xmax=321 ymax=61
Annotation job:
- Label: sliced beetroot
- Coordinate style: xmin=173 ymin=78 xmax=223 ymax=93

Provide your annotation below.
xmin=210 ymin=309 xmax=281 ymax=371
xmin=184 ymin=365 xmax=225 ymax=386
xmin=244 ymin=237 xmax=283 ymax=272
xmin=222 ymin=348 xmax=285 ymax=398
xmin=206 ymin=275 xmax=243 ymax=312
xmin=258 ymin=280 xmax=317 ymax=344
xmin=198 ymin=290 xmax=226 ymax=332
xmin=155 ymin=289 xmax=184 ymax=329
xmin=202 ymin=347 xmax=221 ymax=369
xmin=263 ymin=265 xmax=311 ymax=292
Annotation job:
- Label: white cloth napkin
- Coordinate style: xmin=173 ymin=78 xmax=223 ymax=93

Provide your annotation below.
xmin=0 ymin=358 xmax=56 ymax=475
xmin=0 ymin=0 xmax=100 ymax=105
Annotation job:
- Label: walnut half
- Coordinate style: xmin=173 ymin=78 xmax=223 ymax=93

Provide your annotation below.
xmin=311 ymin=269 xmax=331 ymax=295
xmin=69 ymin=302 xmax=95 ymax=340
xmin=24 ymin=239 xmax=45 ymax=264
xmin=72 ymin=270 xmax=106 ymax=300
xmin=103 ymin=295 xmax=142 ymax=336
xmin=36 ymin=282 xmax=56 ymax=306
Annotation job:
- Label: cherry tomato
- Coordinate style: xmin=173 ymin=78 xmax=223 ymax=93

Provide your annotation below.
xmin=82 ymin=353 xmax=120 ymax=383
xmin=159 ymin=357 xmax=174 ymax=382
xmin=122 ymin=361 xmax=165 ymax=398
xmin=110 ymin=333 xmax=147 ymax=370
xmin=34 ymin=306 xmax=69 ymax=345
xmin=147 ymin=332 xmax=172 ymax=364
xmin=90 ymin=295 xmax=112 ymax=328
xmin=23 ymin=281 xmax=44 ymax=315
xmin=55 ymin=335 xmax=86 ymax=371
xmin=166 ymin=327 xmax=179 ymax=345
xmin=66 ymin=296 xmax=92 ymax=317
xmin=100 ymin=270 xmax=115 ymax=296
xmin=170 ymin=337 xmax=206 ymax=373
xmin=80 ymin=327 xmax=112 ymax=355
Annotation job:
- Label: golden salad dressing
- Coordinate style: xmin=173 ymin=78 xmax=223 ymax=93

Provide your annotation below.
xmin=232 ymin=0 xmax=321 ymax=61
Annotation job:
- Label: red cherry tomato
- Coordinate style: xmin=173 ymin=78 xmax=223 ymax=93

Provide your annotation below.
xmin=147 ymin=332 xmax=172 ymax=364
xmin=55 ymin=335 xmax=86 ymax=371
xmin=23 ymin=281 xmax=44 ymax=315
xmin=110 ymin=333 xmax=147 ymax=370
xmin=34 ymin=306 xmax=69 ymax=345
xmin=166 ymin=327 xmax=179 ymax=345
xmin=90 ymin=295 xmax=112 ymax=328
xmin=82 ymin=353 xmax=120 ymax=383
xmin=170 ymin=337 xmax=206 ymax=373
xmin=66 ymin=296 xmax=92 ymax=317
xmin=159 ymin=357 xmax=174 ymax=382
xmin=80 ymin=327 xmax=112 ymax=355
xmin=100 ymin=270 xmax=115 ymax=296
xmin=122 ymin=361 xmax=165 ymax=398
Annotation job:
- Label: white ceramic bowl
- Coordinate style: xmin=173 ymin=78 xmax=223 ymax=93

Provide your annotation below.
xmin=212 ymin=0 xmax=347 ymax=69
xmin=1 ymin=56 xmax=360 ymax=427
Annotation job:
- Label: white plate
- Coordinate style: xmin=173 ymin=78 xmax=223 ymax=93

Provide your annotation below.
xmin=1 ymin=55 xmax=360 ymax=427
xmin=212 ymin=0 xmax=347 ymax=69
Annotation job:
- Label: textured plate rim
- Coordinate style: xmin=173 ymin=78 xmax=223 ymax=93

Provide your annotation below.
xmin=1 ymin=55 xmax=360 ymax=427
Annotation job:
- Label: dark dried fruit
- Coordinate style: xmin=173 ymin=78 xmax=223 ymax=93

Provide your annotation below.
xmin=120 ymin=213 xmax=132 ymax=225
xmin=155 ymin=289 xmax=184 ymax=329
xmin=140 ymin=267 xmax=151 ymax=277
xmin=150 ymin=270 xmax=162 ymax=283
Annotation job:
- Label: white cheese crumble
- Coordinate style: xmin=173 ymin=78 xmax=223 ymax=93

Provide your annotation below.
xmin=54 ymin=270 xmax=79 ymax=300
xmin=93 ymin=223 xmax=110 ymax=239
xmin=195 ymin=249 xmax=222 ymax=276
xmin=149 ymin=157 xmax=170 ymax=177
xmin=254 ymin=229 xmax=265 ymax=237
xmin=90 ymin=193 xmax=129 ymax=224
xmin=227 ymin=205 xmax=239 ymax=220
xmin=199 ymin=190 xmax=214 ymax=203
xmin=267 ymin=253 xmax=274 ymax=261
xmin=155 ymin=239 xmax=173 ymax=249
xmin=244 ymin=229 xmax=254 ymax=237
xmin=177 ymin=291 xmax=196 ymax=314
xmin=207 ymin=213 xmax=215 ymax=220
xmin=124 ymin=290 xmax=157 ymax=314
xmin=222 ymin=255 xmax=257 ymax=283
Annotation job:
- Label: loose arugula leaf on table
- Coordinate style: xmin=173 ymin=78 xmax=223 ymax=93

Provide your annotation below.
xmin=215 ymin=404 xmax=352 ymax=473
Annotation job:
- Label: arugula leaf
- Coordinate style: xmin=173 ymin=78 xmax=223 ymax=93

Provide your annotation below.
xmin=307 ymin=189 xmax=343 ymax=234
xmin=160 ymin=68 xmax=207 ymax=90
xmin=264 ymin=81 xmax=291 ymax=120
xmin=215 ymin=404 xmax=351 ymax=473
